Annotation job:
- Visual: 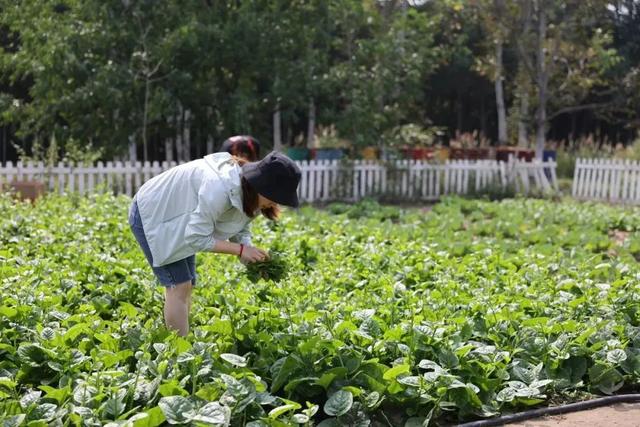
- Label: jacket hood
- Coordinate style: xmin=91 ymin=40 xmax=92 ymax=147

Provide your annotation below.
xmin=203 ymin=152 xmax=243 ymax=211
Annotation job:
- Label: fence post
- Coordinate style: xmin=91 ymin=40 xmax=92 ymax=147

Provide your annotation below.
xmin=87 ymin=162 xmax=94 ymax=194
xmin=594 ymin=158 xmax=603 ymax=199
xmin=583 ymin=158 xmax=591 ymax=199
xmin=621 ymin=159 xmax=630 ymax=201
xmin=629 ymin=160 xmax=640 ymax=203
xmin=572 ymin=158 xmax=581 ymax=198
xmin=612 ymin=159 xmax=621 ymax=202
xmin=604 ymin=159 xmax=613 ymax=201
xmin=96 ymin=161 xmax=105 ymax=192
xmin=597 ymin=159 xmax=605 ymax=200
xmin=584 ymin=158 xmax=592 ymax=199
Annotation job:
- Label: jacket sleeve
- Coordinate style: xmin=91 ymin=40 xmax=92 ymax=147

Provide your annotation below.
xmin=230 ymin=222 xmax=253 ymax=246
xmin=184 ymin=179 xmax=228 ymax=252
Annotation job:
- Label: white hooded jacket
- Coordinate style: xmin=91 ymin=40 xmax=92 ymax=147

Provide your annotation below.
xmin=134 ymin=152 xmax=252 ymax=267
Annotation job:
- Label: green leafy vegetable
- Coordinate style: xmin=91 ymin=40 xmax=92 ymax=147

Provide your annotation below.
xmin=4 ymin=192 xmax=640 ymax=425
xmin=245 ymin=250 xmax=289 ymax=282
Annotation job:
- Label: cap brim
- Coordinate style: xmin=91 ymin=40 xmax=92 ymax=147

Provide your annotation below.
xmin=284 ymin=193 xmax=300 ymax=208
xmin=269 ymin=191 xmax=299 ymax=208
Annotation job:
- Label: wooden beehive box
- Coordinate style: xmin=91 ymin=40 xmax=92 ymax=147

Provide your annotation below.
xmin=4 ymin=180 xmax=46 ymax=202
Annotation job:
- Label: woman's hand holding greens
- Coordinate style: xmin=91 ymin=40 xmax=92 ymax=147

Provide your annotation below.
xmin=240 ymin=245 xmax=269 ymax=263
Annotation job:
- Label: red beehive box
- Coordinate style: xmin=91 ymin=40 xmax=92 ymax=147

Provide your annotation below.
xmin=5 ymin=180 xmax=46 ymax=202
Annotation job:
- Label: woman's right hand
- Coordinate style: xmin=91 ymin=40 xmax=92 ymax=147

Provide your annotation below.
xmin=240 ymin=245 xmax=269 ymax=264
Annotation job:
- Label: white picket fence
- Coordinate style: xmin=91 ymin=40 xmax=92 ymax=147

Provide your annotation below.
xmin=0 ymin=158 xmax=557 ymax=202
xmin=0 ymin=161 xmax=172 ymax=198
xmin=572 ymin=158 xmax=640 ymax=204
xmin=296 ymin=159 xmax=557 ymax=202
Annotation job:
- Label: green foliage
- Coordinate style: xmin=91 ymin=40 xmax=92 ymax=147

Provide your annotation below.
xmin=0 ymin=0 xmax=204 ymax=157
xmin=382 ymin=124 xmax=446 ymax=149
xmin=466 ymin=181 xmax=517 ymax=201
xmin=3 ymin=192 xmax=640 ymax=425
xmin=556 ymin=133 xmax=640 ymax=179
xmin=327 ymin=198 xmax=401 ymax=221
xmin=0 ymin=0 xmax=638 ymax=161
xmin=0 ymin=0 xmax=448 ymax=157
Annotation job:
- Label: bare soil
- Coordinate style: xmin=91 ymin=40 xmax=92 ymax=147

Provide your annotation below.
xmin=505 ymin=402 xmax=640 ymax=427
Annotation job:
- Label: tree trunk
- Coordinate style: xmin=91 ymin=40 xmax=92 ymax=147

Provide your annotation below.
xmin=535 ymin=0 xmax=547 ymax=159
xmin=480 ymin=94 xmax=487 ymax=139
xmin=194 ymin=128 xmax=201 ymax=159
xmin=164 ymin=138 xmax=173 ymax=163
xmin=518 ymin=90 xmax=529 ymax=147
xmin=2 ymin=125 xmax=6 ymax=163
xmin=495 ymin=39 xmax=508 ymax=145
xmin=165 ymin=115 xmax=174 ymax=163
xmin=183 ymin=109 xmax=191 ymax=161
xmin=306 ymin=98 xmax=316 ymax=149
xmin=456 ymin=86 xmax=464 ymax=131
xmin=128 ymin=135 xmax=137 ymax=163
xmin=175 ymin=108 xmax=184 ymax=162
xmin=514 ymin=1 xmax=533 ymax=149
xmin=273 ymin=106 xmax=282 ymax=152
xmin=206 ymin=107 xmax=215 ymax=153
xmin=142 ymin=77 xmax=150 ymax=163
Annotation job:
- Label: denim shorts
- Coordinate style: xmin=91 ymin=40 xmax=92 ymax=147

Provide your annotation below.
xmin=128 ymin=199 xmax=196 ymax=288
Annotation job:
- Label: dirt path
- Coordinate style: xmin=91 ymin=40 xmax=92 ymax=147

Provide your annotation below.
xmin=505 ymin=402 xmax=640 ymax=427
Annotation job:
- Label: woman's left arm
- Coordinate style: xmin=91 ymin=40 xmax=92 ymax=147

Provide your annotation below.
xmin=230 ymin=222 xmax=252 ymax=247
xmin=184 ymin=180 xmax=227 ymax=253
xmin=185 ymin=180 xmax=263 ymax=260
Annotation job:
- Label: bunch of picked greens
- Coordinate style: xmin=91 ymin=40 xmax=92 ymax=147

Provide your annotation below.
xmin=244 ymin=249 xmax=289 ymax=282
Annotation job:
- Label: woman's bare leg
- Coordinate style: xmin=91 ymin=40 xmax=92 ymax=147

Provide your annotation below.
xmin=164 ymin=281 xmax=192 ymax=336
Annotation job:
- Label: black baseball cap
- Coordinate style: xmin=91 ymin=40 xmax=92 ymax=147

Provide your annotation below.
xmin=242 ymin=151 xmax=301 ymax=207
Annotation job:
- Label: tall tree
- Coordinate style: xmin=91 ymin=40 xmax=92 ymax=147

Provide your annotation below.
xmin=516 ymin=0 xmax=621 ymax=157
xmin=0 ymin=0 xmax=201 ymax=160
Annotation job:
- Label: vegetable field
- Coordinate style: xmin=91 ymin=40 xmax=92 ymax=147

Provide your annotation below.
xmin=2 ymin=194 xmax=640 ymax=426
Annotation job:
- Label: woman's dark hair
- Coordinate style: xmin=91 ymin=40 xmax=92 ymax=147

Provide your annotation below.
xmin=220 ymin=136 xmax=260 ymax=162
xmin=232 ymin=156 xmax=280 ymax=220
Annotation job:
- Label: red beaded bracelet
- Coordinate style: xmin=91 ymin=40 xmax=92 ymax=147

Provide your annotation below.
xmin=238 ymin=244 xmax=244 ymax=257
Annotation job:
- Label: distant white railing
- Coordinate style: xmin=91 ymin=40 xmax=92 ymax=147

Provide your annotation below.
xmin=0 ymin=161 xmax=172 ymax=198
xmin=0 ymin=158 xmax=557 ymax=202
xmin=572 ymin=158 xmax=640 ymax=204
